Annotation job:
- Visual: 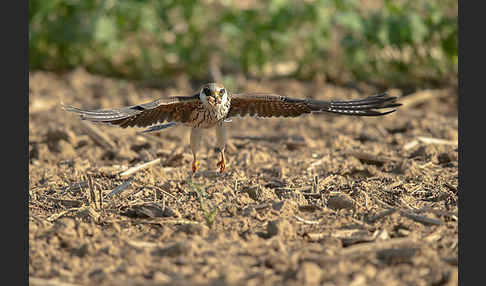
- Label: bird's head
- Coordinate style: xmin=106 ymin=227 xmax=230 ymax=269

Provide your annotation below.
xmin=199 ymin=83 xmax=227 ymax=107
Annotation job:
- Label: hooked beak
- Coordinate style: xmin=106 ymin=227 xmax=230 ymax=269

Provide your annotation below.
xmin=207 ymin=91 xmax=220 ymax=105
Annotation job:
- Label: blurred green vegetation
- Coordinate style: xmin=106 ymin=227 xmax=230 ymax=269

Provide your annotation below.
xmin=30 ymin=0 xmax=457 ymax=89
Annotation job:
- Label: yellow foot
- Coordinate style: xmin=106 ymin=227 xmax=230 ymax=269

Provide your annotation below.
xmin=192 ymin=160 xmax=200 ymax=173
xmin=216 ymin=159 xmax=226 ymax=173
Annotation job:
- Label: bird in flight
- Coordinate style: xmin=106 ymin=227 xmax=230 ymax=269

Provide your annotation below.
xmin=63 ymin=83 xmax=401 ymax=173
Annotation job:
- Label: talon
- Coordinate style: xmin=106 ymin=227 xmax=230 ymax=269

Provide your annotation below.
xmin=192 ymin=160 xmax=200 ymax=173
xmin=216 ymin=159 xmax=226 ymax=173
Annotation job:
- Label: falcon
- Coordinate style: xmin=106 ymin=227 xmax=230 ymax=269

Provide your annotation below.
xmin=63 ymin=83 xmax=401 ymax=173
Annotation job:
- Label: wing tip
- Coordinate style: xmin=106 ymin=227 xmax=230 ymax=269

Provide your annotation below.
xmin=61 ymin=103 xmax=81 ymax=113
xmin=376 ymin=108 xmax=397 ymax=116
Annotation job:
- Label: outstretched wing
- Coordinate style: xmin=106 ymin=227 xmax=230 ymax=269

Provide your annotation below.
xmin=63 ymin=94 xmax=201 ymax=128
xmin=227 ymin=92 xmax=401 ymax=118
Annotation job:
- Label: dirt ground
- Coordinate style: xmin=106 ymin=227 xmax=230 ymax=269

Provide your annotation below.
xmin=29 ymin=69 xmax=458 ymax=286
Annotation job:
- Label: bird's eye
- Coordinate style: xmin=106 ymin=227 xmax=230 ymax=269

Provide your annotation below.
xmin=203 ymin=87 xmax=210 ymax=96
xmin=220 ymin=88 xmax=225 ymax=95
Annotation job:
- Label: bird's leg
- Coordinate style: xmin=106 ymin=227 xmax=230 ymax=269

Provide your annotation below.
xmin=190 ymin=128 xmax=203 ymax=173
xmin=216 ymin=150 xmax=226 ymax=173
xmin=215 ymin=124 xmax=227 ymax=173
xmin=192 ymin=154 xmax=199 ymax=173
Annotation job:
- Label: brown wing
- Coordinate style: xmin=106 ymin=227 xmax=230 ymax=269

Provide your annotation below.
xmin=227 ymin=92 xmax=401 ymax=118
xmin=63 ymin=94 xmax=201 ymax=128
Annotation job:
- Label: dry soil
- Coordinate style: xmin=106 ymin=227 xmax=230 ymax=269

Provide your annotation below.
xmin=29 ymin=69 xmax=458 ymax=286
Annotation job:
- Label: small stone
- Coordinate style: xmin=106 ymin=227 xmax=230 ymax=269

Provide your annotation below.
xmin=243 ymin=186 xmax=262 ymax=201
xmin=373 ymin=229 xmax=390 ymax=241
xmin=437 ymin=152 xmax=452 ymax=165
xmin=397 ymin=228 xmax=410 ymax=237
xmin=265 ymin=254 xmax=288 ymax=272
xmin=266 ymin=219 xmax=294 ymax=239
xmin=153 ymin=271 xmax=172 ymax=283
xmin=70 ymin=243 xmax=93 ymax=258
xmin=297 ymin=262 xmax=322 ymax=285
xmin=58 ymin=140 xmax=76 ymax=158
xmin=223 ymin=264 xmax=246 ymax=284
xmin=266 ymin=220 xmax=279 ymax=237
xmin=163 ymin=206 xmax=181 ymax=218
xmin=349 ymin=274 xmax=367 ymax=286
xmin=151 ymin=242 xmax=192 ymax=257
xmin=45 ymin=128 xmax=73 ymax=153
xmin=376 ymin=247 xmax=419 ymax=265
xmin=177 ymin=223 xmax=208 ymax=236
xmin=242 ymin=205 xmax=256 ymax=217
xmin=409 ymin=146 xmax=426 ymax=159
xmin=272 ymin=200 xmax=298 ymax=214
xmin=55 ymin=218 xmax=77 ymax=238
xmin=272 ymin=201 xmax=286 ymax=211
xmin=88 ymin=268 xmax=106 ymax=281
xmin=327 ymin=194 xmax=356 ymax=211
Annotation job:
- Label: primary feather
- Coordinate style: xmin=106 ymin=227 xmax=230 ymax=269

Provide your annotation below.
xmin=227 ymin=92 xmax=401 ymax=118
xmin=62 ymin=94 xmax=200 ymax=128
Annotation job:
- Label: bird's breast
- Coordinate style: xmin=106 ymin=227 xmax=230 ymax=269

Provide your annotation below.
xmin=188 ymin=100 xmax=231 ymax=129
xmin=218 ymin=99 xmax=231 ymax=119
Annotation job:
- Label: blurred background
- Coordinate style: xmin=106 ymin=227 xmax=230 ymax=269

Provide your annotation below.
xmin=29 ymin=0 xmax=457 ymax=91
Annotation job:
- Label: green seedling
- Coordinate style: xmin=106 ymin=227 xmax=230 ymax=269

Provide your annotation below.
xmin=187 ymin=179 xmax=218 ymax=229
